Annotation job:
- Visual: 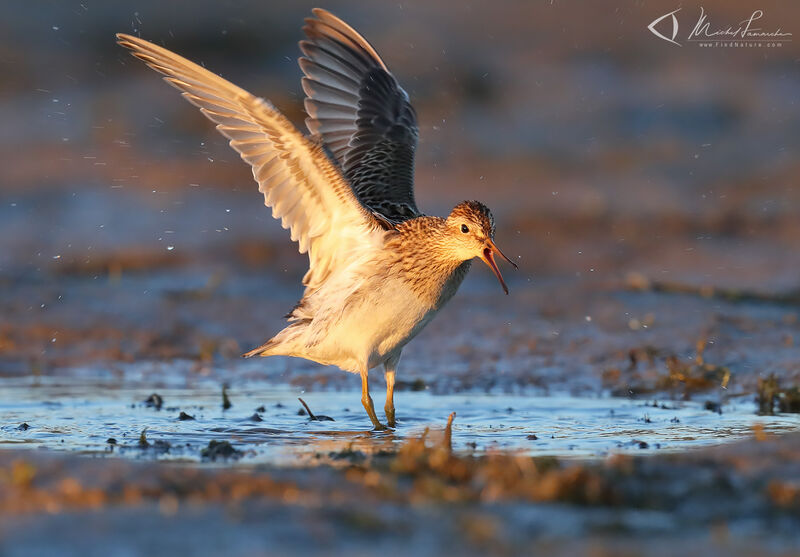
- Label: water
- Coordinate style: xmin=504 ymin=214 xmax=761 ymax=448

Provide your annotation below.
xmin=1 ymin=377 xmax=797 ymax=465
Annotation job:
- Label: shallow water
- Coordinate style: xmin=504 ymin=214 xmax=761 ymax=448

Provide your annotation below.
xmin=1 ymin=377 xmax=797 ymax=465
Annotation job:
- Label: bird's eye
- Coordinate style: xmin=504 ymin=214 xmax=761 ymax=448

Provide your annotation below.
xmin=461 ymin=224 xmax=469 ymax=233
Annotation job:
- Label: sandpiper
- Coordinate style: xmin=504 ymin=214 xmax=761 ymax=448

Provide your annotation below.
xmin=118 ymin=8 xmax=516 ymax=430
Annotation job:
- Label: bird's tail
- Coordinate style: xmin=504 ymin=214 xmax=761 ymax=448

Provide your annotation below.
xmin=242 ymin=322 xmax=307 ymax=358
xmin=242 ymin=340 xmax=277 ymax=358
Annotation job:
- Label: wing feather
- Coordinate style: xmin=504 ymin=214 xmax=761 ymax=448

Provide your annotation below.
xmin=117 ymin=33 xmax=382 ymax=292
xmin=300 ymin=8 xmax=421 ymax=223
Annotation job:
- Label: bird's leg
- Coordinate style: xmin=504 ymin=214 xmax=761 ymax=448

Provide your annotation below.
xmin=384 ymin=366 xmax=396 ymax=428
xmin=360 ymin=369 xmax=386 ymax=431
xmin=383 ymin=353 xmax=401 ymax=428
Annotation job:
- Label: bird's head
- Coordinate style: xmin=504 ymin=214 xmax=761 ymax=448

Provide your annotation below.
xmin=445 ymin=200 xmax=517 ymax=294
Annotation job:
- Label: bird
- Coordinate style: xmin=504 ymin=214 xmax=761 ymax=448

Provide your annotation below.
xmin=117 ymin=8 xmax=516 ymax=430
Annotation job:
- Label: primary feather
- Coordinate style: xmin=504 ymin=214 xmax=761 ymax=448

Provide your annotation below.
xmin=116 ymin=32 xmax=384 ymax=294
xmin=300 ymin=8 xmax=421 ymax=223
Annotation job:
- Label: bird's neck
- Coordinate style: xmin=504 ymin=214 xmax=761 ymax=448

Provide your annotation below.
xmin=389 ymin=217 xmax=472 ymax=305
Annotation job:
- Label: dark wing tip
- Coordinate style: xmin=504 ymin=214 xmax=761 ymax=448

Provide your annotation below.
xmin=303 ymin=8 xmax=389 ymax=71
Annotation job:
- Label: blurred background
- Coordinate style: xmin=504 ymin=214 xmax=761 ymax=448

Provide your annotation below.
xmin=1 ymin=0 xmax=799 ymax=394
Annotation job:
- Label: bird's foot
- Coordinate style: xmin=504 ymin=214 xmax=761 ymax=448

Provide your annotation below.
xmin=371 ymin=422 xmax=388 ymax=432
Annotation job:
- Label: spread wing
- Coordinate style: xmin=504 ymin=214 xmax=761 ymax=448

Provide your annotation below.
xmin=117 ymin=33 xmax=383 ymax=293
xmin=300 ymin=8 xmax=421 ymax=223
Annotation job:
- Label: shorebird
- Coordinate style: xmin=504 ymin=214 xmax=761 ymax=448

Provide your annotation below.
xmin=117 ymin=8 xmax=516 ymax=430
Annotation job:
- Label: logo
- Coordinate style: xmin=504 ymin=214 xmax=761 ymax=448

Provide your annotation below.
xmin=648 ymin=8 xmax=681 ymax=46
xmin=648 ymin=7 xmax=792 ymax=48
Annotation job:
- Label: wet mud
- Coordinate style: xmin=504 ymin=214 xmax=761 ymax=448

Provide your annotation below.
xmin=1 ymin=425 xmax=800 ymax=556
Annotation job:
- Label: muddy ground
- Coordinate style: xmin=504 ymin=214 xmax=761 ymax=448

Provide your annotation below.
xmin=2 ymin=429 xmax=800 ymax=556
xmin=1 ymin=0 xmax=800 ymax=555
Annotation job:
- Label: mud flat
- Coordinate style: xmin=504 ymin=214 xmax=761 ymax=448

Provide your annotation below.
xmin=1 ymin=423 xmax=799 ymax=556
xmin=3 ymin=1 xmax=800 ymax=554
xmin=2 ymin=374 xmax=798 ymax=555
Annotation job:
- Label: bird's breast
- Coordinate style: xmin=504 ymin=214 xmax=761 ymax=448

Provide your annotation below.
xmin=365 ymin=257 xmax=472 ymax=364
xmin=304 ymin=247 xmax=473 ymax=371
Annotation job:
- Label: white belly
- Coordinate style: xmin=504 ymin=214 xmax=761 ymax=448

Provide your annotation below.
xmin=301 ymin=275 xmax=438 ymax=372
xmin=281 ymin=254 xmax=470 ymax=373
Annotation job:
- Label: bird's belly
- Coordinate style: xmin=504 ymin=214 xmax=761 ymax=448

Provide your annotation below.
xmin=370 ymin=297 xmax=436 ymax=367
xmin=312 ymin=279 xmax=435 ymax=371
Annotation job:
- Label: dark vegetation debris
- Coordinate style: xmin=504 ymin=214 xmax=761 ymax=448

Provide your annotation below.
xmin=660 ymin=340 xmax=730 ymax=396
xmin=298 ymin=398 xmax=334 ymax=421
xmin=328 ymin=446 xmax=367 ymax=461
xmin=372 ymin=413 xmax=612 ymax=505
xmin=151 ymin=440 xmax=171 ymax=453
xmin=178 ymin=412 xmax=195 ymax=421
xmin=144 ymin=394 xmax=163 ymax=410
xmin=201 ymin=440 xmax=242 ymax=461
xmin=757 ymin=374 xmax=800 ymax=415
xmin=135 ymin=430 xmax=169 ymax=453
xmin=444 ymin=412 xmax=455 ymax=452
xmin=607 ymin=340 xmax=731 ymax=399
xmin=221 ymin=385 xmax=232 ymax=410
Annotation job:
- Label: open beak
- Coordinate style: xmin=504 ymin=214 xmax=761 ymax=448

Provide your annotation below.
xmin=479 ymin=239 xmax=518 ymax=295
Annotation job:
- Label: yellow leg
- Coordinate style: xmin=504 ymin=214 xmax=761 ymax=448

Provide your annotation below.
xmin=384 ymin=368 xmax=396 ymax=428
xmin=360 ymin=369 xmax=386 ymax=431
